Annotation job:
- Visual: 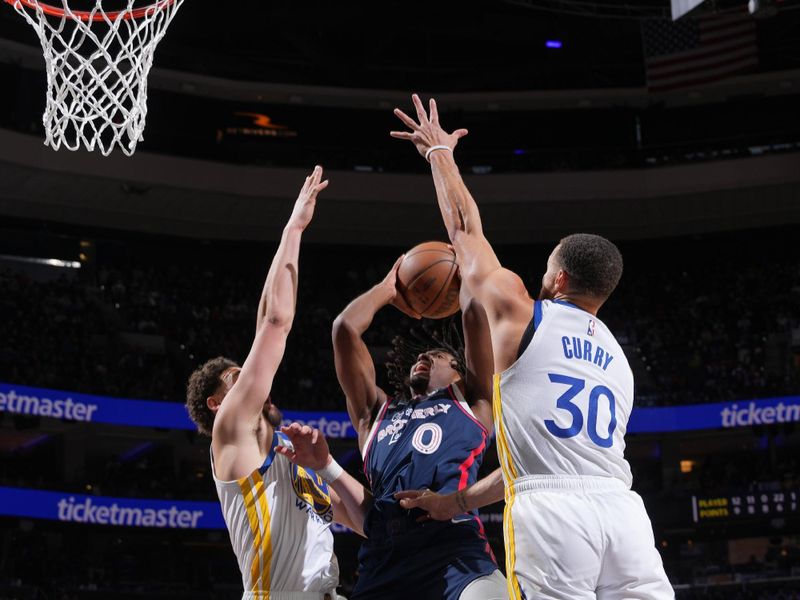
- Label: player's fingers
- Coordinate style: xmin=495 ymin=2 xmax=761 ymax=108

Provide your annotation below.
xmin=393 ymin=108 xmax=419 ymax=131
xmin=275 ymin=446 xmax=295 ymax=460
xmin=311 ymin=429 xmax=319 ymax=444
xmin=453 ymin=128 xmax=469 ymax=139
xmin=412 ymin=93 xmax=428 ymax=124
xmin=391 ymin=254 xmax=405 ymax=272
xmin=394 ymin=293 xmax=421 ymax=320
xmin=394 ymin=490 xmax=423 ymax=500
xmin=311 ymin=180 xmax=329 ymax=197
xmin=281 ymin=423 xmax=299 ymax=435
xmin=398 ymin=498 xmax=418 ymax=509
xmin=429 ymin=98 xmax=439 ymax=124
xmin=389 ymin=131 xmax=414 ymax=140
xmin=300 ymin=425 xmax=312 ymax=436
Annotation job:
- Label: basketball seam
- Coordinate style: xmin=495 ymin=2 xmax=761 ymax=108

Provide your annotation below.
xmin=404 ymin=249 xmax=454 ymax=258
xmin=409 ymin=258 xmax=458 ymax=317
xmin=404 ymin=259 xmax=455 ymax=302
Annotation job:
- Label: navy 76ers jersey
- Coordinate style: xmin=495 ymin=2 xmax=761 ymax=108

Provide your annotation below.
xmin=354 ymin=384 xmax=497 ymax=600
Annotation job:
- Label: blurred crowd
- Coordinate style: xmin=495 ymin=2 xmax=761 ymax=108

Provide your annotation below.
xmin=1 ymin=229 xmax=799 ymax=412
xmin=1 ymin=228 xmax=799 ymax=600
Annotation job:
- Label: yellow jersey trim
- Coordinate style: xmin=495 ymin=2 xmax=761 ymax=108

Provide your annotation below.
xmin=493 ymin=373 xmax=523 ymax=600
xmin=238 ymin=471 xmax=272 ymax=596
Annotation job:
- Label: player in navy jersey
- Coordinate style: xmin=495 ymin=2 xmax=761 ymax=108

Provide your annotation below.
xmin=323 ymin=257 xmax=506 ymax=599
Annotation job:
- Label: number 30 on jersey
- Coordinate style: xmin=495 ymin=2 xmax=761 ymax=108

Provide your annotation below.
xmin=545 ymin=373 xmax=617 ymax=448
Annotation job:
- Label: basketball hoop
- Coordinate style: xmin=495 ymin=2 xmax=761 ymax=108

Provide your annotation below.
xmin=5 ymin=0 xmax=186 ymax=156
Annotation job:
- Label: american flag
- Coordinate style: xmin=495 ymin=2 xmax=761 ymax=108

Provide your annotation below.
xmin=642 ymin=12 xmax=758 ymax=93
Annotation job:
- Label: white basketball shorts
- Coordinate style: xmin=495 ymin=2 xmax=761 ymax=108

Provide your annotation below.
xmin=504 ymin=475 xmax=674 ymax=600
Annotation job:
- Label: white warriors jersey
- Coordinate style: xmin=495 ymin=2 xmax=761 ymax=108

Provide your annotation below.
xmin=211 ymin=432 xmax=339 ymax=598
xmin=494 ymin=299 xmax=634 ymax=487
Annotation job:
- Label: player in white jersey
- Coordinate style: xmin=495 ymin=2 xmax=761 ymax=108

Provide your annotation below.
xmin=185 ymin=167 xmax=369 ymax=600
xmin=391 ymin=95 xmax=674 ymax=599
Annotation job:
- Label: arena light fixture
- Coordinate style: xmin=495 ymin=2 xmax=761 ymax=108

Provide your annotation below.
xmin=0 ymin=254 xmax=81 ymax=269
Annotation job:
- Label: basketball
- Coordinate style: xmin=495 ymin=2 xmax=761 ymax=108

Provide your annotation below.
xmin=397 ymin=241 xmax=460 ymax=319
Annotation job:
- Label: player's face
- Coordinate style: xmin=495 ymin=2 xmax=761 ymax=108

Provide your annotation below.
xmin=539 ymin=245 xmax=562 ymax=300
xmin=409 ymin=350 xmax=460 ymax=396
xmin=214 ymin=367 xmax=282 ymax=428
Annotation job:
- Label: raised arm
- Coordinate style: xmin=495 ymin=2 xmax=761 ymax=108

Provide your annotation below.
xmin=332 ymin=257 xmax=418 ymax=450
xmin=391 ymin=95 xmax=532 ymax=370
xmin=214 ymin=167 xmax=328 ymax=444
xmin=459 ymin=282 xmax=494 ymax=433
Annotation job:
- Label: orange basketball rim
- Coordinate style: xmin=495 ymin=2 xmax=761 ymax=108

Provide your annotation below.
xmin=5 ymin=0 xmax=179 ymax=21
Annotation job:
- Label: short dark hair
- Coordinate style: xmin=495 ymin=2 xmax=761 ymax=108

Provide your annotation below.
xmin=186 ymin=356 xmax=238 ymax=436
xmin=385 ymin=320 xmax=465 ymax=401
xmin=557 ymin=233 xmax=623 ymax=301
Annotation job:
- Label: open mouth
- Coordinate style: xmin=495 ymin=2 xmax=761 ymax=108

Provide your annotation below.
xmin=412 ymin=361 xmax=431 ymax=377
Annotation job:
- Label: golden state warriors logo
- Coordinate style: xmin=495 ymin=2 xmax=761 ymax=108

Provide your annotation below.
xmin=290 ymin=464 xmax=333 ymax=521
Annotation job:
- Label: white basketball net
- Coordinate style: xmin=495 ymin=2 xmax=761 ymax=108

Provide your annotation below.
xmin=10 ymin=0 xmax=185 ymax=156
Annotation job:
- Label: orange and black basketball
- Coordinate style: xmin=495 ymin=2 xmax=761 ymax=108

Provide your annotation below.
xmin=397 ymin=241 xmax=460 ymax=319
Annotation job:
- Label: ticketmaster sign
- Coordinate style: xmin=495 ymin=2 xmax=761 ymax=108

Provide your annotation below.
xmin=0 ymin=382 xmax=355 ymax=438
xmin=0 ymin=487 xmax=224 ymax=529
xmin=1 ymin=382 xmax=798 ymax=435
xmin=626 ymin=396 xmax=800 ymax=433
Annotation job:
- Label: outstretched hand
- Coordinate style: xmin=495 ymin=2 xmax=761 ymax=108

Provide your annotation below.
xmin=276 ymin=422 xmax=331 ymax=471
xmin=380 ymin=255 xmax=421 ymax=320
xmin=390 ymin=94 xmax=468 ymax=160
xmin=394 ymin=488 xmax=460 ymax=522
xmin=287 ymin=165 xmax=329 ymax=231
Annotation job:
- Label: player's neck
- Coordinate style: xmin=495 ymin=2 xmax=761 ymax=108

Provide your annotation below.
xmin=420 ymin=378 xmax=461 ymax=399
xmin=553 ymin=292 xmax=600 ymax=316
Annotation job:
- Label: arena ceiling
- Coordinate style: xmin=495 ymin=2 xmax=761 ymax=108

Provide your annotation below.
xmin=0 ymin=0 xmax=798 ymax=92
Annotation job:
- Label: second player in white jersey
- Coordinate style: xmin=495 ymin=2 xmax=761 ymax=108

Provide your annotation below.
xmin=496 ymin=299 xmax=633 ymax=486
xmin=212 ymin=433 xmax=339 ymax=598
xmin=186 ymin=168 xmax=368 ymax=600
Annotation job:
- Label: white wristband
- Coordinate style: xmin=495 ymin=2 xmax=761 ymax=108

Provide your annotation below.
xmin=317 ymin=457 xmax=344 ymax=483
xmin=425 ymin=145 xmax=452 ymax=162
